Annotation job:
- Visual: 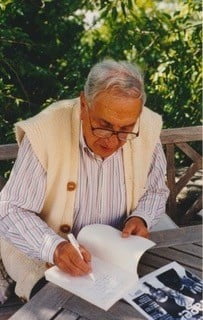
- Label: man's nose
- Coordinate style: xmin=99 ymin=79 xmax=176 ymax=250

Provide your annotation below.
xmin=106 ymin=134 xmax=119 ymax=147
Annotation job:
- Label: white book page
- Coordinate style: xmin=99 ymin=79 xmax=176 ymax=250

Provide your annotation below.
xmin=45 ymin=256 xmax=138 ymax=311
xmin=77 ymin=224 xmax=155 ymax=274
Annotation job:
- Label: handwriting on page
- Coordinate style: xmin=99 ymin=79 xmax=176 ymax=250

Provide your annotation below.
xmin=92 ymin=273 xmax=119 ymax=295
xmin=80 ymin=256 xmax=135 ymax=306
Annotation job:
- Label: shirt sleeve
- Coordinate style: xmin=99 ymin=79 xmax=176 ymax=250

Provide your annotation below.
xmin=0 ymin=135 xmax=65 ymax=264
xmin=129 ymin=141 xmax=170 ymax=229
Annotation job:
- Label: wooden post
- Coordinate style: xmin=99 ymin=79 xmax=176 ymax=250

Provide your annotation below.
xmin=165 ymin=143 xmax=177 ymax=219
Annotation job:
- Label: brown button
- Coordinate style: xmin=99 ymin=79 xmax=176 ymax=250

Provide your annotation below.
xmin=45 ymin=262 xmax=53 ymax=269
xmin=67 ymin=181 xmax=76 ymax=191
xmin=20 ymin=296 xmax=27 ymax=303
xmin=60 ymin=224 xmax=71 ymax=233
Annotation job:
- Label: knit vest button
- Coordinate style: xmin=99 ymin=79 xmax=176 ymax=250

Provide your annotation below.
xmin=60 ymin=224 xmax=71 ymax=233
xmin=45 ymin=262 xmax=53 ymax=269
xmin=20 ymin=296 xmax=27 ymax=303
xmin=67 ymin=181 xmax=76 ymax=191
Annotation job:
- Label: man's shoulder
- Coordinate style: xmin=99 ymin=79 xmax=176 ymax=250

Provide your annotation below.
xmin=15 ymin=98 xmax=81 ymax=169
xmin=42 ymin=98 xmax=80 ymax=112
xmin=137 ymin=106 xmax=163 ymax=140
xmin=16 ymin=98 xmax=80 ymax=127
xmin=15 ymin=97 xmax=80 ymax=145
xmin=37 ymin=97 xmax=80 ymax=119
xmin=143 ymin=106 xmax=162 ymax=120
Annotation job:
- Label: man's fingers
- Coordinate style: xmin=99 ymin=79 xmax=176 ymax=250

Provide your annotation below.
xmin=122 ymin=217 xmax=149 ymax=238
xmin=69 ymin=247 xmax=91 ymax=273
xmin=122 ymin=222 xmax=136 ymax=238
xmin=58 ymin=259 xmax=87 ymax=276
xmin=80 ymin=245 xmax=91 ymax=263
xmin=136 ymin=229 xmax=149 ymax=238
xmin=122 ymin=225 xmax=149 ymax=238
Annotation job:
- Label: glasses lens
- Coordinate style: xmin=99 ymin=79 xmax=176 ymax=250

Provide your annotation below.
xmin=93 ymin=129 xmax=112 ymax=138
xmin=93 ymin=129 xmax=138 ymax=141
xmin=118 ymin=133 xmax=137 ymax=141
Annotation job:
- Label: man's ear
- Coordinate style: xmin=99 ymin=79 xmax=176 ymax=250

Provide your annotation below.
xmin=80 ymin=91 xmax=86 ymax=120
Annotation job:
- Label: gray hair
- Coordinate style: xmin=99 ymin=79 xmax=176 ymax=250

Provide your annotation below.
xmin=84 ymin=59 xmax=146 ymax=106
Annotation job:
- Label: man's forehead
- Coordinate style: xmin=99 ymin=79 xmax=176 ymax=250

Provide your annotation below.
xmin=90 ymin=98 xmax=141 ymax=125
xmin=99 ymin=116 xmax=136 ymax=128
xmin=91 ymin=90 xmax=141 ymax=109
xmin=90 ymin=109 xmax=139 ymax=129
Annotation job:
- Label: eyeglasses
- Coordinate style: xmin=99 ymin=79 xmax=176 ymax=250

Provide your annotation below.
xmin=91 ymin=128 xmax=139 ymax=141
xmin=87 ymin=109 xmax=140 ymax=142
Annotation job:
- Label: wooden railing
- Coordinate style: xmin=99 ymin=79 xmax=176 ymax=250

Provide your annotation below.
xmin=0 ymin=126 xmax=202 ymax=221
xmin=160 ymin=126 xmax=202 ymax=220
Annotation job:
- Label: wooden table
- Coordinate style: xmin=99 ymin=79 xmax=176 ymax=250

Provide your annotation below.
xmin=10 ymin=225 xmax=202 ymax=320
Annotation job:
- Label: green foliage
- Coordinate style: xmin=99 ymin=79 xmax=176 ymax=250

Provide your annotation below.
xmin=82 ymin=0 xmax=201 ymax=128
xmin=0 ymin=0 xmax=202 ymax=175
xmin=0 ymin=0 xmax=88 ymax=143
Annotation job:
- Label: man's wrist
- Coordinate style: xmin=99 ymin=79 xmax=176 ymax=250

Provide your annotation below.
xmin=53 ymin=240 xmax=69 ymax=265
xmin=40 ymin=233 xmax=68 ymax=263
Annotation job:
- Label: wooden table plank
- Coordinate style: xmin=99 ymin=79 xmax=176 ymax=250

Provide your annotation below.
xmin=150 ymin=225 xmax=202 ymax=248
xmin=138 ymin=244 xmax=202 ymax=278
xmin=195 ymin=242 xmax=202 ymax=246
xmin=137 ymin=263 xmax=156 ymax=276
xmin=139 ymin=243 xmax=202 ymax=278
xmin=9 ymin=284 xmax=73 ymax=320
xmin=170 ymin=243 xmax=202 ymax=257
xmin=64 ymin=296 xmax=144 ymax=320
xmin=149 ymin=247 xmax=202 ymax=269
xmin=51 ymin=308 xmax=79 ymax=320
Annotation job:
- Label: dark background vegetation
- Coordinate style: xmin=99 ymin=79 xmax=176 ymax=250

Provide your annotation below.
xmin=0 ymin=0 xmax=202 ymax=177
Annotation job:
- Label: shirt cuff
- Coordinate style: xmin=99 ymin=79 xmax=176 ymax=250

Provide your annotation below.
xmin=40 ymin=233 xmax=67 ymax=264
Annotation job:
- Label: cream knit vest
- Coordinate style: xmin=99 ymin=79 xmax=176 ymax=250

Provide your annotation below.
xmin=1 ymin=98 xmax=162 ymax=300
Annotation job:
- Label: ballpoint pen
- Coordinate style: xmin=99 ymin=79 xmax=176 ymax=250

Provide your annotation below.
xmin=67 ymin=233 xmax=95 ymax=282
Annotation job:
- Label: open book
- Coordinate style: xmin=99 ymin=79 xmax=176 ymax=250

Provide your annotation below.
xmin=45 ymin=224 xmax=155 ymax=311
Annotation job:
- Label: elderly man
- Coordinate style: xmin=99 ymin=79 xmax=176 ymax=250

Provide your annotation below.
xmin=0 ymin=59 xmax=169 ymax=300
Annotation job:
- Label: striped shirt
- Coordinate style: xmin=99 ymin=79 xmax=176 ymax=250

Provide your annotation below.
xmin=0 ymin=134 xmax=169 ymax=264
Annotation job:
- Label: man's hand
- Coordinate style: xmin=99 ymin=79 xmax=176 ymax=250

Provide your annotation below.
xmin=122 ymin=217 xmax=149 ymax=238
xmin=53 ymin=241 xmax=92 ymax=276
